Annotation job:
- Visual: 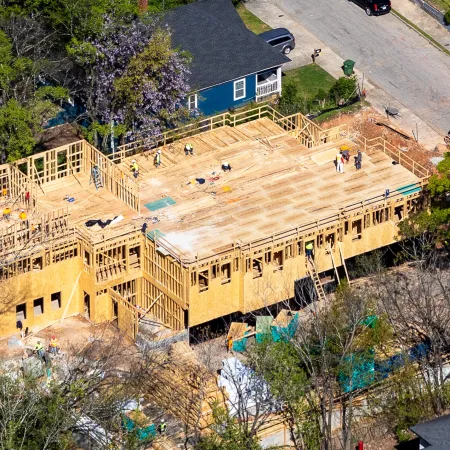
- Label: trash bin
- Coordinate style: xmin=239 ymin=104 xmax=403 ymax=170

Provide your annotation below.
xmin=343 ymin=59 xmax=355 ymax=76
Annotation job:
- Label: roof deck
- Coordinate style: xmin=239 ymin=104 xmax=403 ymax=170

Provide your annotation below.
xmin=3 ymin=118 xmax=421 ymax=257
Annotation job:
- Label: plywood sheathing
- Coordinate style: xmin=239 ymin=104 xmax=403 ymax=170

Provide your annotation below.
xmin=11 ymin=118 xmax=420 ymax=259
xmin=130 ymin=121 xmax=419 ymax=260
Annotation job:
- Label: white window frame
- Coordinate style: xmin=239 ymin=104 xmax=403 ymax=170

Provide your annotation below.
xmin=233 ymin=78 xmax=246 ymax=101
xmin=187 ymin=93 xmax=198 ymax=110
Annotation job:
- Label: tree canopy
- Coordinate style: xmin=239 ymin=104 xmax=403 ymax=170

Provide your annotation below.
xmin=0 ymin=0 xmax=192 ymax=159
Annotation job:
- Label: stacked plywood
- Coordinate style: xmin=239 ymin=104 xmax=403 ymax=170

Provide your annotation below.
xmin=147 ymin=342 xmax=225 ymax=430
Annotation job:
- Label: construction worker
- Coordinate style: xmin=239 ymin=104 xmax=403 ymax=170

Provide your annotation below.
xmin=35 ymin=341 xmax=45 ymax=360
xmin=49 ymin=335 xmax=60 ymax=354
xmin=157 ymin=419 xmax=167 ymax=434
xmin=3 ymin=206 xmax=11 ymax=221
xmin=306 ymin=241 xmax=314 ymax=260
xmin=130 ymin=160 xmax=139 ymax=178
xmin=222 ymin=162 xmax=232 ymax=172
xmin=335 ymin=151 xmax=344 ymax=174
xmin=25 ymin=191 xmax=30 ymax=208
xmin=19 ymin=209 xmax=27 ymax=220
xmin=154 ymin=150 xmax=161 ymax=168
xmin=2 ymin=187 xmax=7 ymax=197
xmin=355 ymin=149 xmax=362 ymax=170
xmin=184 ymin=143 xmax=194 ymax=156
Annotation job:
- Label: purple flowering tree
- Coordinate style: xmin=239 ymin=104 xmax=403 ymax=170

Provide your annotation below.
xmin=69 ymin=16 xmax=190 ymax=148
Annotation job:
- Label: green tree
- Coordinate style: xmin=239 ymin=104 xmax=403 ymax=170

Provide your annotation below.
xmin=398 ymin=152 xmax=450 ymax=249
xmin=195 ymin=405 xmax=264 ymax=450
xmin=0 ymin=27 xmax=68 ymax=161
xmin=1 ymin=0 xmax=139 ymax=40
xmin=249 ymin=340 xmax=320 ymax=450
xmin=444 ymin=9 xmax=450 ymax=26
xmin=329 ymin=76 xmax=358 ymax=105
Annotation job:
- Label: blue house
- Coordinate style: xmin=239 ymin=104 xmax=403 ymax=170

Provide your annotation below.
xmin=165 ymin=0 xmax=290 ymax=116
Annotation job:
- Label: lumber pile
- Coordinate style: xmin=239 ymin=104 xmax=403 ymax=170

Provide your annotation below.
xmin=146 ymin=341 xmax=225 ymax=430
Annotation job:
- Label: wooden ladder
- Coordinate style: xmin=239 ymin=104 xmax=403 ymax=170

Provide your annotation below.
xmin=307 ymin=259 xmax=326 ymax=302
xmin=328 ymin=244 xmax=340 ymax=284
xmin=89 ymin=166 xmax=103 ymax=190
xmin=338 ymin=242 xmax=350 ymax=284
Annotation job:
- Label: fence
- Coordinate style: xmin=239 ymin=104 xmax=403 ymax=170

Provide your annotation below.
xmin=112 ymin=105 xmax=330 ymax=161
xmin=409 ymin=0 xmax=450 ymax=28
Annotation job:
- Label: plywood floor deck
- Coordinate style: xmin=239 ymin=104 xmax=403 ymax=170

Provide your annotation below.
xmin=18 ymin=118 xmax=420 ymax=251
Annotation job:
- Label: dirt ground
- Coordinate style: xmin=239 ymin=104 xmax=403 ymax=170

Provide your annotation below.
xmin=320 ymin=106 xmax=445 ymax=174
xmin=0 ymin=315 xmax=136 ymax=362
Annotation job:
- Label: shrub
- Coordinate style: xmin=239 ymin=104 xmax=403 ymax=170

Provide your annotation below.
xmin=444 ymin=9 xmax=450 ymax=26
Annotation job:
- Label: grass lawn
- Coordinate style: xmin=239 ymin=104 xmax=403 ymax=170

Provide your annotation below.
xmin=282 ymin=64 xmax=336 ymax=100
xmin=428 ymin=0 xmax=450 ymax=12
xmin=236 ymin=3 xmax=272 ymax=34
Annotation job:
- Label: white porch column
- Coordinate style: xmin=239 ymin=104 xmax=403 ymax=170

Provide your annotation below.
xmin=277 ymin=67 xmax=282 ymax=96
xmin=277 ymin=67 xmax=281 ymax=95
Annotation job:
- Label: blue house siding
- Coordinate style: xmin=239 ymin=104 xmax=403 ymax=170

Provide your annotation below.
xmin=197 ymin=73 xmax=257 ymax=116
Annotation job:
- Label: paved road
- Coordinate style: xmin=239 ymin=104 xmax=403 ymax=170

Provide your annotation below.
xmin=270 ymin=0 xmax=450 ymax=134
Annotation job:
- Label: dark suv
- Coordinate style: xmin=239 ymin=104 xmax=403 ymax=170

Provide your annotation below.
xmin=259 ymin=28 xmax=295 ymax=54
xmin=350 ymin=0 xmax=391 ymax=16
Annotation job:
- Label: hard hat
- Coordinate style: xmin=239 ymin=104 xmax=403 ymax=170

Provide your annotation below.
xmin=132 ymin=159 xmax=136 ymax=163
xmin=51 ymin=335 xmax=56 ymax=339
xmin=21 ymin=209 xmax=24 ymax=212
xmin=161 ymin=419 xmax=165 ymax=423
xmin=157 ymin=150 xmax=161 ymax=154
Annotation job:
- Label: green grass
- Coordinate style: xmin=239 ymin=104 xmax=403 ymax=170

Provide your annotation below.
xmin=427 ymin=0 xmax=450 ymax=13
xmin=282 ymin=64 xmax=336 ymax=100
xmin=236 ymin=3 xmax=272 ymax=34
xmin=314 ymin=101 xmax=367 ymax=124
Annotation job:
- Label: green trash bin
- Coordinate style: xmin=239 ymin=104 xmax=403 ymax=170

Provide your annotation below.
xmin=343 ymin=60 xmax=355 ymax=76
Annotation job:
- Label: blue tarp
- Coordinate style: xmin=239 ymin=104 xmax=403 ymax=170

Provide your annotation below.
xmin=340 ymin=350 xmax=375 ymax=393
xmin=271 ymin=313 xmax=299 ymax=343
xmin=122 ymin=414 xmax=156 ymax=441
xmin=145 ymin=197 xmax=176 ymax=211
xmin=146 ymin=229 xmax=165 ymax=241
xmin=396 ymin=184 xmax=421 ymax=196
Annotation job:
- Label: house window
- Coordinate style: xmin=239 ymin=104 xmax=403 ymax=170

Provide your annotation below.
xmin=16 ymin=303 xmax=27 ymax=321
xmin=234 ymin=79 xmax=246 ymax=100
xmin=33 ymin=298 xmax=44 ymax=316
xmin=188 ymin=93 xmax=197 ymax=110
xmin=51 ymin=292 xmax=61 ymax=310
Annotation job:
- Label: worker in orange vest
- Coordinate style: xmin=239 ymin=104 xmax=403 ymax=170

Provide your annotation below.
xmin=49 ymin=335 xmax=60 ymax=354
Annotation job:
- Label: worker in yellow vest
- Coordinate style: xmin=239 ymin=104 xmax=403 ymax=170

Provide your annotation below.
xmin=306 ymin=241 xmax=314 ymax=260
xmin=19 ymin=209 xmax=27 ymax=220
xmin=130 ymin=160 xmax=139 ymax=178
xmin=184 ymin=143 xmax=194 ymax=156
xmin=154 ymin=150 xmax=161 ymax=168
xmin=3 ymin=206 xmax=11 ymax=221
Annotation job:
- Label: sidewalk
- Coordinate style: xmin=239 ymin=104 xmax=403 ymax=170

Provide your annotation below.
xmin=245 ymin=0 xmax=445 ymax=150
xmin=393 ymin=0 xmax=450 ymax=48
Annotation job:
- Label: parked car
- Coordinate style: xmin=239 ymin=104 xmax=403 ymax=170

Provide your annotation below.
xmin=349 ymin=0 xmax=391 ymax=16
xmin=259 ymin=28 xmax=295 ymax=54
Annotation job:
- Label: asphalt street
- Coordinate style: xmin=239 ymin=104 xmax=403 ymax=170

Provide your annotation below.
xmin=270 ymin=0 xmax=450 ymax=134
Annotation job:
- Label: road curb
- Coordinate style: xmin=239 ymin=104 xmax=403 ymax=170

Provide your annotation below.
xmin=391 ymin=8 xmax=450 ymax=56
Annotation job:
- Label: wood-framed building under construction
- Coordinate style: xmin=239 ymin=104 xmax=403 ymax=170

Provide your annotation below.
xmin=0 ymin=105 xmax=429 ymax=340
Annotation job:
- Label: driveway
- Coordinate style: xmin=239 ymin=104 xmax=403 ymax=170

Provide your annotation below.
xmin=248 ymin=0 xmax=450 ymax=136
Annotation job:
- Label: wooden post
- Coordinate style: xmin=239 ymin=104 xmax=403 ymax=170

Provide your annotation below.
xmin=60 ymin=271 xmax=83 ymax=323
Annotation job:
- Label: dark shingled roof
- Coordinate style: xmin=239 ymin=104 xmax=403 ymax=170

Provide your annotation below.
xmin=410 ymin=414 xmax=450 ymax=449
xmin=164 ymin=0 xmax=290 ymax=91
